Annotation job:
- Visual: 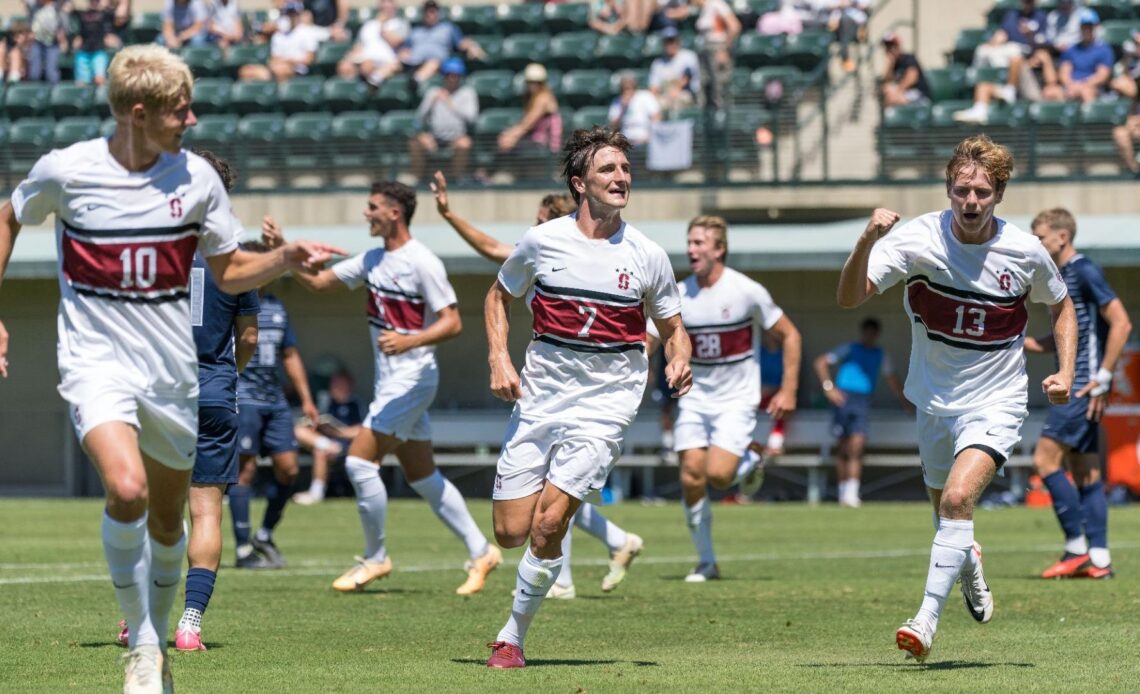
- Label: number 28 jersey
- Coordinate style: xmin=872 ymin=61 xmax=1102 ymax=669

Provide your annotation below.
xmin=10 ymin=139 xmax=239 ymax=398
xmin=868 ymin=210 xmax=1067 ymax=416
xmin=497 ymin=215 xmax=681 ymax=426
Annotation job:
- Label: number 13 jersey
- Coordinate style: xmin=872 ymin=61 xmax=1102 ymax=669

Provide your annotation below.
xmin=497 ymin=215 xmax=681 ymax=426
xmin=868 ymin=210 xmax=1067 ymax=416
xmin=10 ymin=139 xmax=240 ymax=398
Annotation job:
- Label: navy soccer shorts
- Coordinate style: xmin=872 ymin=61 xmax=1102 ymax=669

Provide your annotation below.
xmin=194 ymin=406 xmax=240 ymax=484
xmin=238 ymin=404 xmax=298 ymax=458
xmin=832 ymin=392 xmax=872 ymax=439
xmin=1041 ymin=396 xmax=1099 ymax=454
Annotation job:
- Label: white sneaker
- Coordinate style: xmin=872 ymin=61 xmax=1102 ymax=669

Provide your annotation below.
xmin=547 ymin=582 xmax=576 ymax=599
xmin=737 ymin=448 xmax=766 ymax=497
xmin=839 ymin=495 xmax=862 ymax=508
xmin=960 ymin=541 xmax=994 ymax=624
xmin=895 ymin=618 xmax=935 ymax=663
xmin=601 ymin=533 xmax=643 ymax=592
xmin=995 ymin=84 xmax=1016 ymax=104
xmin=952 ymin=104 xmax=988 ymax=124
xmin=292 ymin=491 xmax=323 ymax=506
xmin=684 ymin=563 xmax=720 ymax=583
xmin=122 ymin=645 xmax=164 ymax=694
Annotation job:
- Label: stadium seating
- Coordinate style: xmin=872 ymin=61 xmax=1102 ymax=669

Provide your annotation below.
xmin=279 ymin=76 xmax=326 ymax=114
xmin=128 ymin=12 xmax=163 ymax=45
xmin=331 ymin=111 xmax=383 ymax=174
xmin=5 ymin=83 xmax=52 ymax=119
xmin=5 ymin=118 xmax=55 ymax=178
xmin=547 ymin=32 xmax=600 ymax=72
xmin=230 ymin=80 xmax=279 ymax=115
xmin=560 ymin=70 xmax=613 ymax=109
xmin=450 ymin=4 xmax=498 ymax=36
xmin=313 ymin=42 xmax=353 ymax=77
xmin=53 ymin=117 xmax=101 ymax=147
xmin=181 ymin=45 xmax=225 ymax=79
xmin=48 ymin=83 xmax=94 ymax=118
xmin=595 ymin=34 xmax=645 ymax=71
xmin=373 ymin=75 xmax=416 ymax=111
xmin=183 ymin=114 xmax=240 ymax=159
xmin=223 ymin=44 xmax=270 ymax=79
xmin=543 ymin=3 xmax=590 ymax=34
xmin=192 ymin=78 xmax=234 ymax=116
xmin=465 ymin=35 xmax=503 ymax=72
xmin=495 ymin=3 xmax=545 ymax=34
xmin=924 ymin=66 xmax=968 ymax=103
xmin=238 ymin=112 xmax=286 ymax=178
xmin=499 ymin=33 xmax=551 ymax=71
xmin=735 ymin=33 xmax=786 ymax=69
xmin=284 ymin=112 xmax=334 ymax=176
xmin=323 ymin=78 xmax=370 ymax=113
xmin=468 ymin=70 xmax=515 ymax=109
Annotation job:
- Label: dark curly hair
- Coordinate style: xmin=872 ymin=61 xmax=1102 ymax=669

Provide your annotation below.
xmin=561 ymin=127 xmax=631 ymax=203
xmin=370 ymin=180 xmax=417 ymax=225
xmin=194 ymin=148 xmax=238 ymax=192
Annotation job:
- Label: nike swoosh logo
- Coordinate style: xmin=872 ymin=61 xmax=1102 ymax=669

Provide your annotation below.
xmin=519 ymin=590 xmax=545 ymax=597
xmin=551 ymin=267 xmax=566 ymax=272
xmin=86 ymin=203 xmax=98 ymax=211
xmin=154 ymin=580 xmax=181 ymax=588
xmin=112 ymin=581 xmax=138 ymax=589
xmin=934 ymin=563 xmax=956 ymax=569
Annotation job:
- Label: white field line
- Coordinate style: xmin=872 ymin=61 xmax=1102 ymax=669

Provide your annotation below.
xmin=1 ymin=541 xmax=1137 ymax=586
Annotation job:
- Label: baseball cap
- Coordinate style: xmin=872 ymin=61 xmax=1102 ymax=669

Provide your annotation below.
xmin=441 ymin=57 xmax=466 ymax=76
xmin=282 ymin=0 xmax=303 ymax=13
xmin=1079 ymin=8 xmax=1100 ymax=25
xmin=523 ymin=63 xmax=547 ymax=83
xmin=660 ymin=26 xmax=680 ymax=40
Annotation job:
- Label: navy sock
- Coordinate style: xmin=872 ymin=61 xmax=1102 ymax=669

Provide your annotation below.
xmin=228 ymin=484 xmax=252 ymax=547
xmin=1079 ymin=481 xmax=1108 ymax=550
xmin=261 ymin=480 xmax=293 ymax=533
xmin=1042 ymin=470 xmax=1084 ymax=542
xmin=184 ymin=568 xmax=217 ymax=614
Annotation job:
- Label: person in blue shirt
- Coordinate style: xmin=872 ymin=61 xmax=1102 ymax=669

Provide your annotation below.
xmin=230 ymin=283 xmax=320 ymax=569
xmin=1027 ymin=208 xmax=1132 ymax=580
xmin=293 ymin=370 xmax=364 ymax=505
xmin=1043 ymin=9 xmax=1114 ymax=103
xmin=814 ymin=317 xmax=912 ymax=507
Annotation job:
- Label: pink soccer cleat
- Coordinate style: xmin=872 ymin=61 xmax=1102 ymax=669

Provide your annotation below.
xmin=486 ymin=641 xmax=525 ymax=669
xmin=117 ymin=620 xmax=129 ymax=647
xmin=175 ymin=625 xmax=207 ymax=652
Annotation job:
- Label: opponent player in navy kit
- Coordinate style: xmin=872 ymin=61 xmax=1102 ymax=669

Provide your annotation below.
xmin=838 ymin=136 xmax=1077 ymax=663
xmin=0 ymin=45 xmax=341 ymax=692
xmin=1026 ymin=208 xmax=1132 ymax=579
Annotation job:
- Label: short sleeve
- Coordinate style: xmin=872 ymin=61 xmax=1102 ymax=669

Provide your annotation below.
xmin=418 ymin=249 xmax=458 ymax=313
xmin=450 ymin=23 xmax=463 ymax=48
xmin=866 ymin=227 xmax=912 ymax=293
xmin=1028 ymin=243 xmax=1068 ymax=305
xmin=161 ymin=0 xmax=174 ymax=21
xmin=1076 ymin=260 xmax=1117 ymax=308
xmin=332 ymin=250 xmax=371 ymax=290
xmin=237 ymin=290 xmax=260 ymax=316
xmin=825 ymin=342 xmax=851 ymax=366
xmin=282 ymin=319 xmax=298 ymax=350
xmin=10 ymin=150 xmax=65 ymax=226
xmin=644 ymin=245 xmax=681 ymax=320
xmin=196 ymin=166 xmax=240 ymax=257
xmin=746 ymin=278 xmax=784 ymax=330
xmin=1059 ymin=47 xmax=1075 ymax=66
xmin=497 ymin=227 xmax=540 ymax=298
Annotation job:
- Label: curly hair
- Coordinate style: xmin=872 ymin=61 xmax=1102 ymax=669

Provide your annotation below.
xmin=945 ymin=135 xmax=1014 ymax=196
xmin=561 ymin=127 xmax=631 ymax=203
xmin=193 ymin=149 xmax=238 ymax=192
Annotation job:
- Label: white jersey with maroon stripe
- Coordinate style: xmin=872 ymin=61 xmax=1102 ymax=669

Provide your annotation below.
xmin=652 ymin=267 xmax=783 ymax=414
xmin=868 ymin=210 xmax=1067 ymax=416
xmin=498 ymin=215 xmax=681 ymax=425
xmin=10 ymin=138 xmax=239 ymax=398
xmin=332 ymin=239 xmax=457 ymax=382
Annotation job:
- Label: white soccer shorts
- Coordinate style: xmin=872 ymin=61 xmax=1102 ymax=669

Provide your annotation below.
xmin=62 ymin=370 xmax=198 ymax=471
xmin=363 ymin=377 xmax=435 ymax=441
xmin=493 ymin=412 xmax=628 ymax=501
xmin=917 ymin=403 xmax=1026 ymax=490
xmin=672 ymin=406 xmax=757 ymax=458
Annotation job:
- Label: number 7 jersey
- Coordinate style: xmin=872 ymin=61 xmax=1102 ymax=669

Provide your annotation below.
xmin=868 ymin=210 xmax=1067 ymax=416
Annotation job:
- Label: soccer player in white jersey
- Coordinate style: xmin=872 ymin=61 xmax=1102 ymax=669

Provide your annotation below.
xmin=431 ymin=169 xmax=645 ymax=598
xmin=483 ymin=128 xmax=692 ymax=669
xmin=270 ymin=181 xmax=502 ymax=595
xmin=648 ymin=214 xmax=802 ymax=583
xmin=837 ymin=135 xmax=1077 ymax=663
xmin=0 ymin=45 xmax=340 ymax=693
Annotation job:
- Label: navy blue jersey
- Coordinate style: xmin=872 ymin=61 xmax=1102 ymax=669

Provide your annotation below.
xmin=190 ymin=254 xmax=260 ymax=409
xmin=326 ymin=397 xmax=363 ymax=427
xmin=237 ymin=294 xmax=297 ymax=407
xmin=1059 ymin=255 xmax=1116 ymax=390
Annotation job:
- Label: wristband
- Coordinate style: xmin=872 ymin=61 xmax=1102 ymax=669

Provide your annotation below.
xmin=1089 ymin=367 xmax=1113 ymax=397
xmin=822 ymin=380 xmax=834 ymax=392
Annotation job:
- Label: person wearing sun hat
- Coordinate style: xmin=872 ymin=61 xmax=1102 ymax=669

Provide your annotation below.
xmin=498 ymin=63 xmax=563 ymax=155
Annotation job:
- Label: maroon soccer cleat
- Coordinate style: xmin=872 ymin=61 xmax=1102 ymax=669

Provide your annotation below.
xmin=486 ymin=641 xmax=525 ymax=669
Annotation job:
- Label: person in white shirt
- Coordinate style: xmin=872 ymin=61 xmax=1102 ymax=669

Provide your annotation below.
xmin=336 ymin=0 xmax=409 ymax=85
xmin=0 ymin=45 xmax=339 ymax=693
xmin=608 ymin=71 xmax=661 ymax=145
xmin=837 ymin=134 xmax=1076 ymax=663
xmin=484 ymin=127 xmax=692 ymax=669
xmin=648 ymin=215 xmax=802 ymax=582
xmin=205 ymin=0 xmax=244 ymax=49
xmin=239 ymin=1 xmax=323 ymax=82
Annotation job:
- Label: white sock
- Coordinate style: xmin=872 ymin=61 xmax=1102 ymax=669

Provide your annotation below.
xmin=1088 ymin=547 xmax=1111 ymax=568
xmin=409 ymin=470 xmax=489 ymax=560
xmin=574 ymin=502 xmax=628 ymax=553
xmin=254 ymin=527 xmax=271 ymax=543
xmin=102 ymin=512 xmax=157 ymax=648
xmin=346 ymin=456 xmax=388 ymax=562
xmin=1064 ymin=535 xmax=1089 ymax=556
xmin=149 ymin=532 xmax=186 ymax=649
xmin=496 ymin=548 xmax=562 ymax=648
xmin=733 ymin=448 xmax=760 ymax=486
xmin=684 ymin=497 xmax=716 ymax=565
xmin=849 ymin=479 xmax=861 ymax=500
xmin=556 ymin=528 xmax=574 ymax=588
xmin=309 ymin=478 xmax=326 ymax=499
xmin=916 ymin=518 xmax=973 ymax=628
xmin=179 ymin=607 xmax=202 ymax=631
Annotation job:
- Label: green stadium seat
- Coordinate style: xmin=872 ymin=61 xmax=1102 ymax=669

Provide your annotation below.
xmin=547 ymin=32 xmax=599 ymax=71
xmin=925 ymin=66 xmax=968 ymax=103
xmin=92 ymin=84 xmax=111 ymax=118
xmin=323 ymin=78 xmax=369 ymax=112
xmin=5 ymin=118 xmax=55 ymax=177
xmin=284 ymin=112 xmax=334 ymax=172
xmin=732 ymin=0 xmax=778 ymax=20
xmin=749 ymin=66 xmax=803 ymax=96
xmin=181 ymin=45 xmax=224 ymax=79
xmin=474 ymin=107 xmax=521 ymax=137
xmin=48 ymin=83 xmax=94 ymax=118
xmin=183 ymin=114 xmax=240 ymax=161
xmin=237 ymin=113 xmax=286 ymax=174
xmin=450 ymin=5 xmax=498 ymax=36
xmin=313 ymin=42 xmax=353 ymax=77
xmin=1030 ymin=101 xmax=1081 ymax=127
xmin=594 ymin=34 xmax=645 ymax=71
xmin=129 ymin=12 xmax=163 ymax=44
xmin=559 ymin=69 xmax=612 ymax=108
xmin=985 ymin=0 xmax=1019 ymax=28
xmin=230 ymin=80 xmax=279 ymax=115
xmin=468 ymin=70 xmax=515 ymax=108
xmin=465 ymin=34 xmax=502 ymax=72
xmin=373 ymin=75 xmax=415 ymax=111
xmin=642 ymin=31 xmax=697 ymax=61
xmin=1101 ymin=20 xmax=1140 ymax=57
xmin=500 ymin=33 xmax=551 ymax=71
xmin=378 ymin=109 xmax=419 ymax=174
xmin=191 ymin=78 xmax=233 ymax=116
xmin=278 ymin=76 xmax=325 ymax=114
xmin=1085 ymin=1 xmax=1135 ymax=21
xmin=331 ymin=111 xmax=382 ymax=171
xmin=495 ymin=3 xmax=545 ymax=34
xmin=967 ymin=65 xmax=1007 ymax=87
xmin=783 ymin=30 xmax=831 ymax=71
xmin=569 ymin=105 xmax=611 ymax=132
xmin=1029 ymin=101 xmax=1080 ymax=170
xmin=950 ymin=28 xmax=990 ymax=65
xmin=1080 ymin=100 xmax=1131 ymax=167
xmin=881 ymin=103 xmax=932 ymax=130
xmin=224 ymin=44 xmax=270 ymax=79
xmin=53 ymin=117 xmax=101 ymax=147
xmin=101 ymin=117 xmax=117 ymax=138
xmin=344 ymin=7 xmax=366 ymax=36
xmin=986 ymin=102 xmax=1030 ymax=127
xmin=543 ymin=3 xmax=590 ymax=34
xmin=930 ymin=100 xmax=975 ymax=127
xmin=4 ymin=83 xmax=51 ymax=118
xmin=734 ymin=33 xmax=785 ymax=69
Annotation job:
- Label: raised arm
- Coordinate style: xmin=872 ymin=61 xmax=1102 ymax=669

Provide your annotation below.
xmin=379 ymin=304 xmax=462 ymax=355
xmin=650 ymin=313 xmax=693 ymax=398
xmin=1042 ymin=297 xmax=1077 ymax=405
xmin=432 ymin=171 xmax=512 ymax=263
xmin=206 ymin=240 xmax=343 ymax=295
xmin=0 ymin=202 xmax=23 ymax=377
xmin=282 ymin=346 xmax=320 ymax=425
xmin=485 ymin=280 xmax=521 ymax=401
xmin=837 ymin=208 xmax=900 ymax=308
xmin=234 ymin=314 xmax=258 ymax=372
xmin=765 ymin=313 xmax=800 ymax=418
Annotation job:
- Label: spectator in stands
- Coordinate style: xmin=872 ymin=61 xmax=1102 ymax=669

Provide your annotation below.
xmin=72 ymin=0 xmax=114 ymax=86
xmin=1 ymin=20 xmax=31 ymax=83
xmin=293 ymin=370 xmax=364 ymax=506
xmin=206 ymin=0 xmax=245 ymax=50
xmin=497 ymin=62 xmax=562 ymax=155
xmin=589 ymin=0 xmax=629 ymax=36
xmin=301 ymin=0 xmax=349 ymax=42
xmin=879 ymin=31 xmax=930 ymax=107
xmin=1044 ymin=0 xmax=1082 ymax=55
xmin=1000 ymin=0 xmax=1058 ymax=91
xmin=953 ymin=29 xmax=1029 ymax=124
xmin=410 ymin=57 xmax=478 ymax=182
xmin=337 ymin=0 xmax=408 ymax=86
xmin=647 ymin=0 xmax=692 ymax=33
xmin=161 ymin=0 xmax=209 ymax=49
xmin=757 ymin=0 xmax=803 ymax=37
xmin=649 ymin=26 xmax=701 ymax=112
xmin=239 ymin=1 xmax=323 ymax=82
xmin=694 ymin=0 xmax=740 ymax=110
xmin=830 ymin=1 xmax=872 ymax=73
xmin=399 ymin=0 xmax=484 ymax=86
xmin=108 ymin=0 xmax=131 ymax=49
xmin=608 ymin=71 xmax=661 ymax=145
xmin=1043 ymin=9 xmax=1113 ymax=104
xmin=1111 ymin=31 xmax=1140 ymax=176
xmin=28 ymin=0 xmax=67 ymax=84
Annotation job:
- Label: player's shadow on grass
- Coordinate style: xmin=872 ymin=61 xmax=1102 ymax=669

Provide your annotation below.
xmin=800 ymin=661 xmax=1033 ymax=671
xmin=451 ymin=658 xmax=659 ymax=668
xmin=78 ymin=642 xmax=228 ymax=650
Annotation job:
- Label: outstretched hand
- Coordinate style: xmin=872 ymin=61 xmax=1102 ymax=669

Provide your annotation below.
xmin=431 ymin=170 xmax=450 ymax=216
xmin=284 ymin=241 xmax=346 ymax=274
xmin=262 ymin=215 xmax=286 ymax=248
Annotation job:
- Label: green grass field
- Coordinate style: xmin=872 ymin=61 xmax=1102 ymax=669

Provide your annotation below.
xmin=1 ymin=498 xmax=1138 ymax=692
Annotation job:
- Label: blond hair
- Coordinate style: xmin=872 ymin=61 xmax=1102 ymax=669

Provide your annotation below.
xmin=1031 ymin=207 xmax=1077 ymax=241
xmin=107 ymin=45 xmax=194 ymax=120
xmin=688 ymin=214 xmax=729 ymax=258
xmin=945 ymin=135 xmax=1014 ymax=196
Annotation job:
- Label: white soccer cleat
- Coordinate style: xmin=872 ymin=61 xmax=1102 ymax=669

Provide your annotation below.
xmin=547 ymin=582 xmax=577 ymax=600
xmin=896 ymin=618 xmax=935 ymax=663
xmin=601 ymin=533 xmax=643 ymax=592
xmin=292 ymin=491 xmax=324 ymax=506
xmin=121 ymin=644 xmax=164 ymax=694
xmin=332 ymin=556 xmax=393 ymax=592
xmin=684 ymin=563 xmax=720 ymax=583
xmin=738 ymin=448 xmax=766 ymax=498
xmin=960 ymin=541 xmax=994 ymax=624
